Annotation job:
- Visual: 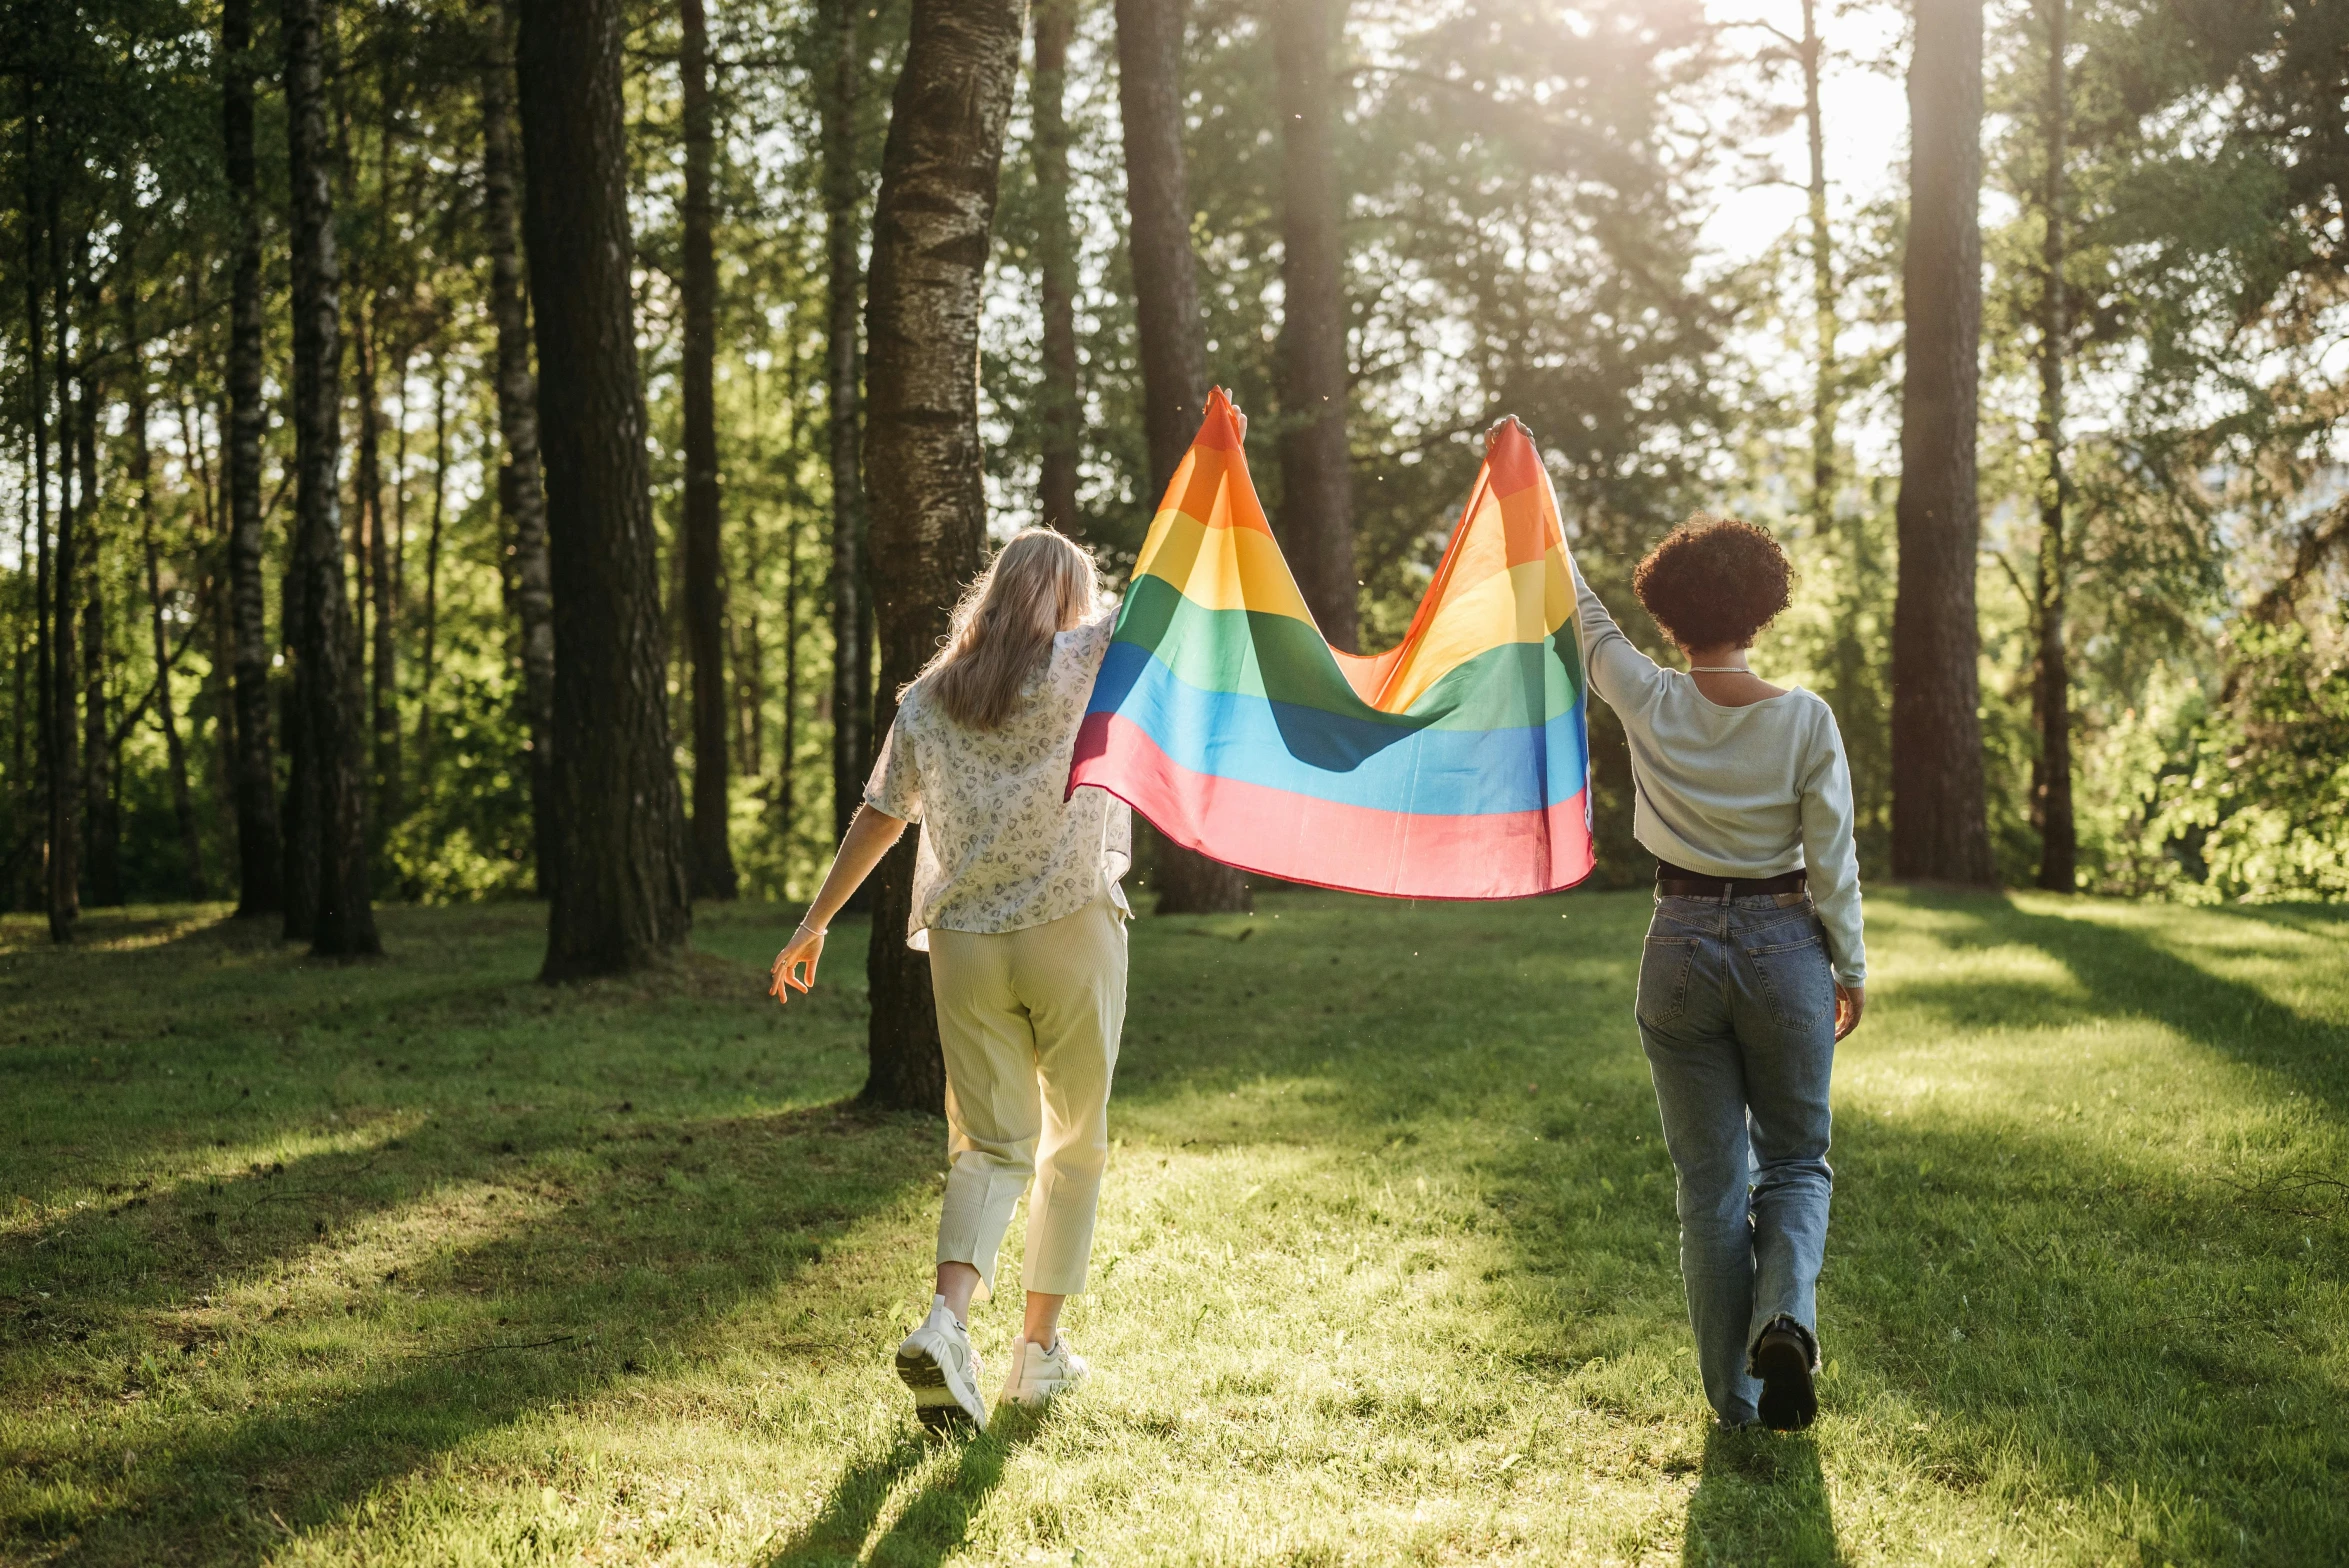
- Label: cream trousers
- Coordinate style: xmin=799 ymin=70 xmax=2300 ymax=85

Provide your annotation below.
xmin=929 ymin=891 xmax=1127 ymax=1297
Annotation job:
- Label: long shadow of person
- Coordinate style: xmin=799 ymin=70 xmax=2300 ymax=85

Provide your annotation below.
xmin=764 ymin=1409 xmax=1046 ymax=1568
xmin=1681 ymin=1426 xmax=1841 ymax=1568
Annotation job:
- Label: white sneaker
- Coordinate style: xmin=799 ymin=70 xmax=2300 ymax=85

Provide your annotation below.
xmin=895 ymin=1296 xmax=988 ymax=1432
xmin=999 ymin=1334 xmax=1089 ymax=1407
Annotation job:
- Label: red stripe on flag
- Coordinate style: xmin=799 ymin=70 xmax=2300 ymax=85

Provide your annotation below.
xmin=1069 ymin=712 xmax=1593 ymax=900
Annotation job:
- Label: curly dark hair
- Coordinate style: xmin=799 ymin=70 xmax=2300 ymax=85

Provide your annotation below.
xmin=1631 ymin=513 xmax=1794 ymax=650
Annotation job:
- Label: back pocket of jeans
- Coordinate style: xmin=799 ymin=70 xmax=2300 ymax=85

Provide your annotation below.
xmin=1747 ymin=930 xmax=1832 ymax=1030
xmin=1637 ymin=937 xmax=1699 ymax=1027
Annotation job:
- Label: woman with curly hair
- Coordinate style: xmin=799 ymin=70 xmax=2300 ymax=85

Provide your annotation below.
xmin=1566 ymin=484 xmax=1866 ymax=1433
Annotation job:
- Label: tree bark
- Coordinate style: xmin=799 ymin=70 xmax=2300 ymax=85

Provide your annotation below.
xmin=22 ymin=110 xmax=53 ymax=924
xmin=516 ymin=0 xmax=694 ymax=978
xmin=78 ymin=260 xmax=120 ymax=909
xmin=356 ymin=303 xmax=401 ymax=838
xmin=128 ymin=317 xmax=208 ymax=900
xmin=2030 ymin=0 xmax=2075 ymax=893
xmin=861 ymin=0 xmax=1025 ymax=1114
xmin=481 ymin=0 xmax=556 ymax=898
xmin=819 ymin=0 xmax=873 ymax=854
xmin=680 ymin=0 xmax=738 ymax=901
xmin=415 ymin=360 xmax=447 ymax=765
xmin=1033 ymin=0 xmax=1082 ymax=535
xmin=1271 ymin=0 xmax=1356 ymax=653
xmin=223 ymin=0 xmax=284 ymax=916
xmin=281 ymin=0 xmax=381 ymax=956
xmin=46 ymin=194 xmax=79 ymax=943
xmin=1889 ymin=0 xmax=1997 ymax=886
xmin=1113 ymin=0 xmax=1251 ymax=915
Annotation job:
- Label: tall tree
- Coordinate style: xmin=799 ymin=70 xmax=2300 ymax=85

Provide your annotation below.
xmin=516 ymin=0 xmax=693 ymax=978
xmin=1890 ymin=0 xmax=1997 ymax=886
xmin=78 ymin=254 xmax=119 ymax=909
xmin=680 ymin=0 xmax=738 ymax=901
xmin=413 ymin=359 xmax=448 ymax=764
xmin=1113 ymin=0 xmax=1251 ymax=915
xmin=479 ymin=0 xmax=555 ymax=896
xmin=2029 ymin=0 xmax=2075 ymax=892
xmin=45 ymin=190 xmax=79 ymax=943
xmin=1270 ymin=0 xmax=1355 ymax=653
xmin=818 ymin=0 xmax=873 ymax=854
xmin=280 ymin=0 xmax=380 ymax=956
xmin=861 ymin=0 xmax=1025 ymax=1113
xmin=126 ymin=309 xmax=207 ymax=900
xmin=1032 ymin=0 xmax=1081 ymax=534
xmin=222 ymin=0 xmax=283 ymax=917
xmin=354 ymin=305 xmax=401 ymax=837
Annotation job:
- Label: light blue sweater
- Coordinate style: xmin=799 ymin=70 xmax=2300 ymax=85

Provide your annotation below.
xmin=1572 ymin=559 xmax=1867 ymax=985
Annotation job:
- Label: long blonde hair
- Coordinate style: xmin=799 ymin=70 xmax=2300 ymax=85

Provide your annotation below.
xmin=918 ymin=528 xmax=1102 ymax=731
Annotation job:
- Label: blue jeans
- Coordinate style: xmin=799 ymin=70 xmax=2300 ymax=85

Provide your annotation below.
xmin=1636 ymin=891 xmax=1836 ymax=1425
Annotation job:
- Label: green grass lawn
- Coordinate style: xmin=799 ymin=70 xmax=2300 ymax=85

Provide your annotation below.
xmin=2 ymin=887 xmax=2344 ymax=1566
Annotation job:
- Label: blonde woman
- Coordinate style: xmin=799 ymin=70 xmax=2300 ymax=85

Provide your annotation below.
xmin=770 ymin=528 xmax=1131 ymax=1433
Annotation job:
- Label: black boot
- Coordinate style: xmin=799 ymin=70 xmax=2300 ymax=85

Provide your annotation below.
xmin=1752 ymin=1322 xmax=1817 ymax=1431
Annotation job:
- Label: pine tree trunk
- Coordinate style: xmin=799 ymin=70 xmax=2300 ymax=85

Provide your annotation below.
xmin=1889 ymin=0 xmax=1997 ymax=886
xmin=1033 ymin=0 xmax=1082 ymax=535
xmin=1271 ymin=0 xmax=1356 ymax=654
xmin=281 ymin=0 xmax=381 ymax=957
xmin=681 ymin=0 xmax=738 ymax=901
xmin=819 ymin=0 xmax=873 ymax=852
xmin=2032 ymin=0 xmax=2074 ymax=893
xmin=1113 ymin=0 xmax=1251 ymax=915
xmin=861 ymin=0 xmax=1025 ymax=1114
xmin=516 ymin=0 xmax=694 ymax=979
xmin=223 ymin=0 xmax=284 ymax=916
xmin=482 ymin=0 xmax=556 ymax=899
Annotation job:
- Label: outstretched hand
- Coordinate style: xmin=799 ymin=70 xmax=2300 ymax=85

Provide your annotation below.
xmin=1484 ymin=414 xmax=1531 ymax=451
xmin=770 ymin=925 xmax=825 ymax=1005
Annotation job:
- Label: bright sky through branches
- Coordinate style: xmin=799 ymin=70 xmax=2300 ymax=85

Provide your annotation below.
xmin=1697 ymin=0 xmax=1911 ymax=265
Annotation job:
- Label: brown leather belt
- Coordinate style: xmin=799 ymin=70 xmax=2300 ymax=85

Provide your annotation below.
xmin=1654 ymin=860 xmax=1807 ymax=899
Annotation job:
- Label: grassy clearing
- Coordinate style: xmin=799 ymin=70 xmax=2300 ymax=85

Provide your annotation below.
xmin=1 ymin=887 xmax=2343 ymax=1566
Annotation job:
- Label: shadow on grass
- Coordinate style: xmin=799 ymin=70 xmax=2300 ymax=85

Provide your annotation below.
xmin=763 ymin=1410 xmax=1046 ymax=1568
xmin=1682 ymin=1428 xmax=1839 ymax=1567
xmin=1904 ymin=894 xmax=2349 ymax=1116
xmin=9 ymin=1098 xmax=933 ymax=1568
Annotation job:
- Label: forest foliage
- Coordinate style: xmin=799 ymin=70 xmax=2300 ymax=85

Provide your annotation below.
xmin=2 ymin=0 xmax=2344 ymax=921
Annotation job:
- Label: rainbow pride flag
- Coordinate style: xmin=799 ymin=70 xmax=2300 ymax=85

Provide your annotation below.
xmin=1068 ymin=390 xmax=1593 ymax=899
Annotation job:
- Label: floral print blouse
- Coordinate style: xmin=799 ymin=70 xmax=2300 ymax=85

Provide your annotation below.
xmin=864 ymin=608 xmax=1132 ymax=950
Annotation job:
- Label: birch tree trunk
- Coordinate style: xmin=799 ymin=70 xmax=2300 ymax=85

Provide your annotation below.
xmin=1033 ymin=0 xmax=1082 ymax=535
xmin=127 ymin=312 xmax=208 ymax=899
xmin=46 ymin=198 xmax=79 ymax=944
xmin=78 ymin=262 xmax=120 ymax=909
xmin=861 ymin=0 xmax=1025 ymax=1114
xmin=1113 ymin=0 xmax=1251 ymax=915
xmin=516 ymin=0 xmax=694 ymax=978
xmin=2031 ymin=0 xmax=2075 ymax=892
xmin=819 ymin=0 xmax=873 ymax=852
xmin=481 ymin=0 xmax=556 ymax=897
xmin=223 ymin=0 xmax=284 ymax=916
xmin=1890 ymin=0 xmax=1997 ymax=886
xmin=281 ymin=0 xmax=381 ymax=956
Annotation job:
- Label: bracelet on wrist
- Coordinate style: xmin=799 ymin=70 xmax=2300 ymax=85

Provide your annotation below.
xmin=796 ymin=918 xmax=827 ymax=937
